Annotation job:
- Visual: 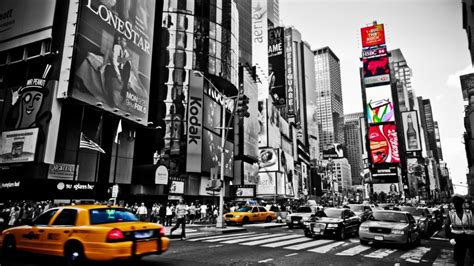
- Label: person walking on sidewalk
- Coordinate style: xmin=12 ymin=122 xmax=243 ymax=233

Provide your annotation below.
xmin=165 ymin=203 xmax=173 ymax=226
xmin=136 ymin=202 xmax=148 ymax=222
xmin=188 ymin=202 xmax=197 ymax=224
xmin=445 ymin=194 xmax=474 ymax=266
xmin=170 ymin=199 xmax=187 ymax=240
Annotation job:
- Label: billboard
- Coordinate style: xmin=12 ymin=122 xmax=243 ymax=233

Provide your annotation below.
xmin=203 ymin=95 xmax=222 ymax=135
xmin=373 ymin=183 xmax=399 ymax=194
xmin=233 ymin=185 xmax=256 ymax=198
xmin=365 ymin=85 xmax=395 ymax=124
xmin=169 ymin=180 xmax=184 ymax=194
xmin=202 ymin=129 xmax=233 ymax=177
xmin=0 ymin=0 xmax=56 ymax=50
xmin=363 ymin=56 xmax=390 ymax=86
xmin=362 ymin=46 xmax=387 ymax=59
xmin=361 ymin=24 xmax=386 ymax=48
xmin=186 ymin=72 xmax=204 ymax=172
xmin=71 ymin=0 xmax=156 ymax=125
xmin=243 ymin=72 xmax=260 ymax=158
xmin=244 ymin=162 xmax=259 ymax=185
xmin=459 ymin=73 xmax=474 ymax=101
xmin=0 ymin=128 xmax=39 ymax=164
xmin=256 ymin=172 xmax=276 ymax=195
xmin=322 ymin=143 xmax=344 ymax=159
xmin=258 ymin=100 xmax=268 ymax=147
xmin=401 ymin=111 xmax=422 ymax=152
xmin=48 ymin=163 xmax=76 ymax=180
xmin=258 ymin=148 xmax=279 ymax=172
xmin=369 ymin=123 xmax=400 ymax=164
xmin=281 ymin=150 xmax=295 ymax=196
xmin=268 ymin=27 xmax=286 ymax=107
xmin=252 ymin=0 xmax=269 ymax=100
xmin=371 ymin=165 xmax=398 ymax=183
xmin=267 ymin=103 xmax=281 ymax=148
xmin=360 ymin=117 xmax=368 ymax=160
xmin=284 ymin=28 xmax=297 ymax=115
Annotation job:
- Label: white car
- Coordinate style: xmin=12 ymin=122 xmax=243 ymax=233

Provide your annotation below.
xmin=287 ymin=206 xmax=320 ymax=228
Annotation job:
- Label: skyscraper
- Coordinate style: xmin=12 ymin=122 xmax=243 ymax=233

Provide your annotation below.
xmin=313 ymin=47 xmax=345 ymax=154
xmin=389 ymin=49 xmax=412 ymax=112
xmin=344 ymin=112 xmax=364 ymax=185
xmin=236 ymin=0 xmax=252 ymax=65
xmin=267 ymin=0 xmax=280 ymax=28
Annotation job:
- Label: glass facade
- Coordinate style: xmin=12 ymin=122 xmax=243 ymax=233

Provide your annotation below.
xmin=344 ymin=113 xmax=364 ymax=185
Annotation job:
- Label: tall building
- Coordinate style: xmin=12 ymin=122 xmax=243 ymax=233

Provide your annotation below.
xmin=267 ymin=0 xmax=280 ymax=28
xmin=389 ymin=49 xmax=412 ymax=112
xmin=333 ymin=158 xmax=352 ymax=193
xmin=344 ymin=112 xmax=364 ymax=185
xmin=313 ymin=47 xmax=345 ymax=154
xmin=236 ymin=0 xmax=252 ymax=65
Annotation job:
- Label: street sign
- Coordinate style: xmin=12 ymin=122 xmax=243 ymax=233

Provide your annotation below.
xmin=111 ymin=185 xmax=119 ymax=198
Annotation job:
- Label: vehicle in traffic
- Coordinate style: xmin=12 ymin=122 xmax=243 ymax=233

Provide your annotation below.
xmin=359 ymin=210 xmax=421 ymax=246
xmin=286 ymin=206 xmax=319 ymax=229
xmin=346 ymin=204 xmax=373 ymax=222
xmin=0 ymin=205 xmax=169 ymax=265
xmin=399 ymin=206 xmax=433 ymax=237
xmin=224 ymin=206 xmax=276 ymax=225
xmin=304 ymin=208 xmax=361 ymax=240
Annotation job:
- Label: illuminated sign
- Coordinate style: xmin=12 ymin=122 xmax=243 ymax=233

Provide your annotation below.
xmin=369 ymin=123 xmax=400 ymax=164
xmin=363 ymin=56 xmax=391 ymax=86
xmin=365 ymin=85 xmax=394 ymax=124
xmin=361 ymin=24 xmax=386 ymax=48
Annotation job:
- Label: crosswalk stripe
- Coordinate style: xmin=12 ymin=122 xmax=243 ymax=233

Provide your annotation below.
xmin=261 ymin=237 xmax=312 ymax=248
xmin=241 ymin=234 xmax=301 ymax=246
xmin=220 ymin=233 xmax=278 ymax=244
xmin=204 ymin=233 xmax=270 ymax=243
xmin=363 ymin=248 xmax=397 ymax=258
xmin=335 ymin=244 xmax=371 ymax=256
xmin=400 ymin=247 xmax=431 ymax=263
xmin=284 ymin=239 xmax=334 ymax=250
xmin=186 ymin=232 xmax=207 ymax=237
xmin=307 ymin=241 xmax=345 ymax=253
xmin=188 ymin=232 xmax=257 ymax=241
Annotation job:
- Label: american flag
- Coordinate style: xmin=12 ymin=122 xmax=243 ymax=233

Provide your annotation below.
xmin=80 ymin=132 xmax=105 ymax=153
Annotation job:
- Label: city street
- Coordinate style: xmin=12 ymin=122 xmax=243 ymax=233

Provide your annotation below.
xmin=0 ymin=225 xmax=457 ymax=266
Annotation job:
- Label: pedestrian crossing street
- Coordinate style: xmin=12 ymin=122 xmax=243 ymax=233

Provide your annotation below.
xmin=184 ymin=232 xmax=455 ymax=265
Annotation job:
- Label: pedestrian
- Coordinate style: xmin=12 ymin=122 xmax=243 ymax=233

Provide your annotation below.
xmin=445 ymin=194 xmax=474 ymax=266
xmin=170 ymin=199 xmax=187 ymax=240
xmin=8 ymin=206 xmax=20 ymax=227
xmin=188 ymin=202 xmax=197 ymax=224
xmin=200 ymin=203 xmax=207 ymax=222
xmin=136 ymin=202 xmax=148 ymax=221
xmin=166 ymin=203 xmax=173 ymax=226
xmin=151 ymin=203 xmax=159 ymax=223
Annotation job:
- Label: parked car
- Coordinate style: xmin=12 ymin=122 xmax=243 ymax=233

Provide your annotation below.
xmin=399 ymin=206 xmax=433 ymax=237
xmin=346 ymin=204 xmax=373 ymax=222
xmin=286 ymin=206 xmax=319 ymax=229
xmin=304 ymin=208 xmax=361 ymax=240
xmin=0 ymin=205 xmax=169 ymax=265
xmin=359 ymin=210 xmax=421 ymax=246
xmin=224 ymin=206 xmax=276 ymax=225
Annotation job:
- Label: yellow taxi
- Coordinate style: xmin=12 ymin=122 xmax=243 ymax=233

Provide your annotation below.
xmin=224 ymin=206 xmax=277 ymax=225
xmin=0 ymin=205 xmax=169 ymax=264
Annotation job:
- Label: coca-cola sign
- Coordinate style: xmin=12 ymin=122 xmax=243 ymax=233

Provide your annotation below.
xmin=369 ymin=123 xmax=400 ymax=164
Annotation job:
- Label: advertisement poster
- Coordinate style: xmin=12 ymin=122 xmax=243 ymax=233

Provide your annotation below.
xmin=256 ymin=172 xmax=276 ymax=195
xmin=71 ymin=0 xmax=156 ymax=125
xmin=371 ymin=165 xmax=398 ymax=183
xmin=362 ymin=46 xmax=387 ymax=59
xmin=202 ymin=129 xmax=233 ymax=177
xmin=281 ymin=150 xmax=295 ymax=197
xmin=243 ymin=72 xmax=260 ymax=158
xmin=155 ymin=165 xmax=169 ymax=185
xmin=259 ymin=148 xmax=279 ymax=172
xmin=373 ymin=183 xmax=399 ymax=195
xmin=0 ymin=128 xmax=39 ymax=164
xmin=199 ymin=176 xmax=217 ymax=196
xmin=369 ymin=123 xmax=400 ymax=164
xmin=363 ymin=56 xmax=390 ymax=86
xmin=284 ymin=27 xmax=296 ymax=115
xmin=258 ymin=100 xmax=268 ymax=147
xmin=251 ymin=0 xmax=269 ymax=100
xmin=361 ymin=24 xmax=386 ymax=48
xmin=460 ymin=73 xmax=474 ymax=100
xmin=244 ymin=162 xmax=259 ymax=185
xmin=48 ymin=163 xmax=77 ymax=180
xmin=322 ymin=143 xmax=344 ymax=159
xmin=169 ymin=180 xmax=184 ymax=194
xmin=186 ymin=72 xmax=204 ymax=172
xmin=365 ymin=85 xmax=394 ymax=124
xmin=401 ymin=111 xmax=422 ymax=152
xmin=359 ymin=117 xmax=368 ymax=160
xmin=301 ymin=162 xmax=308 ymax=195
xmin=203 ymin=95 xmax=222 ymax=134
xmin=267 ymin=103 xmax=281 ymax=148
xmin=268 ymin=27 xmax=286 ymax=106
xmin=233 ymin=185 xmax=255 ymax=198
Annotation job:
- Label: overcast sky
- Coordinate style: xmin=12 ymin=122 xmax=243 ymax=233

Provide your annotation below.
xmin=280 ymin=0 xmax=470 ymax=194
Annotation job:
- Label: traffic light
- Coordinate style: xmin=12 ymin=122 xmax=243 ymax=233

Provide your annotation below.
xmin=236 ymin=94 xmax=250 ymax=118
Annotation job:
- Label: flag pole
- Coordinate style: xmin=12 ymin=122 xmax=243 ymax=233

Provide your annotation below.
xmin=72 ymin=104 xmax=86 ymax=203
xmin=113 ymin=119 xmax=121 ymax=185
xmin=93 ymin=111 xmax=104 ymax=188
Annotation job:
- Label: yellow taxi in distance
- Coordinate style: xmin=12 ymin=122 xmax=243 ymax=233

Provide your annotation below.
xmin=0 ymin=205 xmax=169 ymax=265
xmin=224 ymin=206 xmax=277 ymax=225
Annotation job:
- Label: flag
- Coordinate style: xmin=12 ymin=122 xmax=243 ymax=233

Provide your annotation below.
xmin=80 ymin=133 xmax=105 ymax=153
xmin=114 ymin=119 xmax=122 ymax=144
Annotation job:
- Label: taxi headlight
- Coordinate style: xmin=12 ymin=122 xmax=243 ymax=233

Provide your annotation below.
xmin=235 ymin=215 xmax=241 ymax=218
xmin=327 ymin=224 xmax=338 ymax=228
xmin=359 ymin=226 xmax=369 ymax=232
xmin=392 ymin=229 xmax=405 ymax=235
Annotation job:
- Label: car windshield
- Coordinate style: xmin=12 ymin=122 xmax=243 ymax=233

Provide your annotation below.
xmin=236 ymin=207 xmax=252 ymax=212
xmin=296 ymin=207 xmax=313 ymax=213
xmin=89 ymin=208 xmax=139 ymax=225
xmin=371 ymin=211 xmax=407 ymax=223
xmin=324 ymin=209 xmax=343 ymax=218
xmin=348 ymin=205 xmax=364 ymax=212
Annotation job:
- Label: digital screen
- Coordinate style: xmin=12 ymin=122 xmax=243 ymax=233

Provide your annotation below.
xmin=361 ymin=24 xmax=386 ymax=48
xmin=369 ymin=123 xmax=400 ymax=164
xmin=365 ymin=85 xmax=394 ymax=124
xmin=363 ymin=56 xmax=390 ymax=86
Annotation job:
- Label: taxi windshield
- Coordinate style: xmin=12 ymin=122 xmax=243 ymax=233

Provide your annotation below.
xmin=236 ymin=207 xmax=252 ymax=212
xmin=89 ymin=208 xmax=139 ymax=224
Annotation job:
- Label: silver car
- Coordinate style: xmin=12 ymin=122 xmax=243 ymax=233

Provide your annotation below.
xmin=286 ymin=206 xmax=319 ymax=229
xmin=359 ymin=210 xmax=421 ymax=246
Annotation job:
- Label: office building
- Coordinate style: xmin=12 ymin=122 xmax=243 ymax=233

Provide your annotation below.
xmin=236 ymin=0 xmax=252 ymax=65
xmin=344 ymin=112 xmax=364 ymax=185
xmin=267 ymin=0 xmax=280 ymax=28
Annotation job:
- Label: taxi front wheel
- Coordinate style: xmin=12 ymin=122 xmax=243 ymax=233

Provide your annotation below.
xmin=64 ymin=241 xmax=86 ymax=266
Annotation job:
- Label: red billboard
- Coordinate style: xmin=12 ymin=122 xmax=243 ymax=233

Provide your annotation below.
xmin=361 ymin=24 xmax=386 ymax=48
xmin=363 ymin=56 xmax=390 ymax=86
xmin=369 ymin=123 xmax=400 ymax=164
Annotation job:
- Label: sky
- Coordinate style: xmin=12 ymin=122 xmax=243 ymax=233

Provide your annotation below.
xmin=280 ymin=0 xmax=471 ymax=195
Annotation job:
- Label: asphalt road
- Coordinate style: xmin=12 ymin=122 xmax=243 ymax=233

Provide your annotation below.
xmin=0 ymin=225 xmax=460 ymax=266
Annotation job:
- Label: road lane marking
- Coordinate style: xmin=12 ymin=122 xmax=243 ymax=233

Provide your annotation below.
xmin=307 ymin=241 xmax=345 ymax=253
xmin=241 ymin=234 xmax=301 ymax=246
xmin=364 ymin=248 xmax=397 ymax=258
xmin=208 ymin=245 xmax=223 ymax=248
xmin=336 ymin=245 xmax=371 ymax=256
xmin=284 ymin=239 xmax=334 ymax=250
xmin=188 ymin=232 xmax=256 ymax=241
xmin=285 ymin=253 xmax=298 ymax=257
xmin=258 ymin=258 xmax=274 ymax=263
xmin=204 ymin=233 xmax=270 ymax=243
xmin=186 ymin=232 xmax=207 ymax=237
xmin=400 ymin=247 xmax=431 ymax=263
xmin=261 ymin=237 xmax=312 ymax=248
xmin=220 ymin=233 xmax=278 ymax=244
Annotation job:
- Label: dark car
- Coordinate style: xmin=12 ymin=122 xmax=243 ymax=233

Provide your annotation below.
xmin=304 ymin=208 xmax=361 ymax=240
xmin=399 ymin=206 xmax=433 ymax=237
xmin=347 ymin=204 xmax=373 ymax=222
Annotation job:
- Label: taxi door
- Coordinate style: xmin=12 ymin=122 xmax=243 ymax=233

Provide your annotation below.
xmin=258 ymin=207 xmax=268 ymax=221
xmin=250 ymin=207 xmax=259 ymax=222
xmin=43 ymin=208 xmax=79 ymax=256
xmin=18 ymin=209 xmax=59 ymax=253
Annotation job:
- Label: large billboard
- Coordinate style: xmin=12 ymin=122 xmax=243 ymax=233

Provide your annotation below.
xmin=281 ymin=150 xmax=295 ymax=196
xmin=244 ymin=162 xmax=259 ymax=185
xmin=258 ymin=148 xmax=280 ymax=172
xmin=369 ymin=123 xmax=400 ymax=164
xmin=322 ymin=143 xmax=344 ymax=159
xmin=267 ymin=103 xmax=282 ymax=148
xmin=252 ymin=0 xmax=269 ymax=100
xmin=256 ymin=172 xmax=276 ymax=195
xmin=284 ymin=28 xmax=297 ymax=116
xmin=363 ymin=56 xmax=390 ymax=86
xmin=365 ymin=85 xmax=394 ymax=124
xmin=268 ymin=27 xmax=286 ymax=107
xmin=361 ymin=24 xmax=386 ymax=48
xmin=186 ymin=72 xmax=204 ymax=172
xmin=71 ymin=0 xmax=156 ymax=125
xmin=258 ymin=100 xmax=268 ymax=147
xmin=0 ymin=128 xmax=39 ymax=164
xmin=401 ymin=111 xmax=422 ymax=152
xmin=243 ymin=71 xmax=260 ymax=158
xmin=459 ymin=73 xmax=474 ymax=101
xmin=202 ymin=129 xmax=233 ymax=177
xmin=371 ymin=165 xmax=399 ymax=183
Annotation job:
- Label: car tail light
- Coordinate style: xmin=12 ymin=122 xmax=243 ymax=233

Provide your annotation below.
xmin=107 ymin=228 xmax=125 ymax=242
xmin=159 ymin=226 xmax=166 ymax=237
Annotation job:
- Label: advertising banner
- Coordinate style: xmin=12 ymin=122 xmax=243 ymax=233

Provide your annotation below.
xmin=256 ymin=172 xmax=276 ymax=195
xmin=258 ymin=148 xmax=279 ymax=172
xmin=371 ymin=165 xmax=398 ymax=183
xmin=322 ymin=143 xmax=344 ymax=159
xmin=268 ymin=27 xmax=286 ymax=107
xmin=267 ymin=103 xmax=282 ymax=148
xmin=460 ymin=73 xmax=474 ymax=101
xmin=243 ymin=72 xmax=260 ymax=158
xmin=0 ymin=0 xmax=56 ymax=50
xmin=71 ymin=0 xmax=156 ymax=125
xmin=251 ymin=0 xmax=269 ymax=100
xmin=48 ymin=163 xmax=76 ymax=180
xmin=169 ymin=180 xmax=184 ymax=194
xmin=365 ymin=85 xmax=394 ymax=124
xmin=401 ymin=111 xmax=422 ymax=152
xmin=284 ymin=28 xmax=296 ymax=116
xmin=155 ymin=165 xmax=169 ymax=185
xmin=202 ymin=129 xmax=234 ymax=177
xmin=361 ymin=24 xmax=386 ymax=48
xmin=373 ymin=183 xmax=399 ymax=194
xmin=258 ymin=100 xmax=268 ymax=147
xmin=186 ymin=72 xmax=204 ymax=172
xmin=360 ymin=117 xmax=368 ymax=160
xmin=232 ymin=185 xmax=256 ymax=198
xmin=301 ymin=162 xmax=308 ymax=195
xmin=362 ymin=46 xmax=387 ymax=59
xmin=281 ymin=150 xmax=295 ymax=196
xmin=199 ymin=176 xmax=218 ymax=196
xmin=244 ymin=162 xmax=259 ymax=185
xmin=363 ymin=56 xmax=390 ymax=86
xmin=0 ymin=128 xmax=39 ymax=164
xmin=369 ymin=123 xmax=400 ymax=164
xmin=203 ymin=95 xmax=222 ymax=135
